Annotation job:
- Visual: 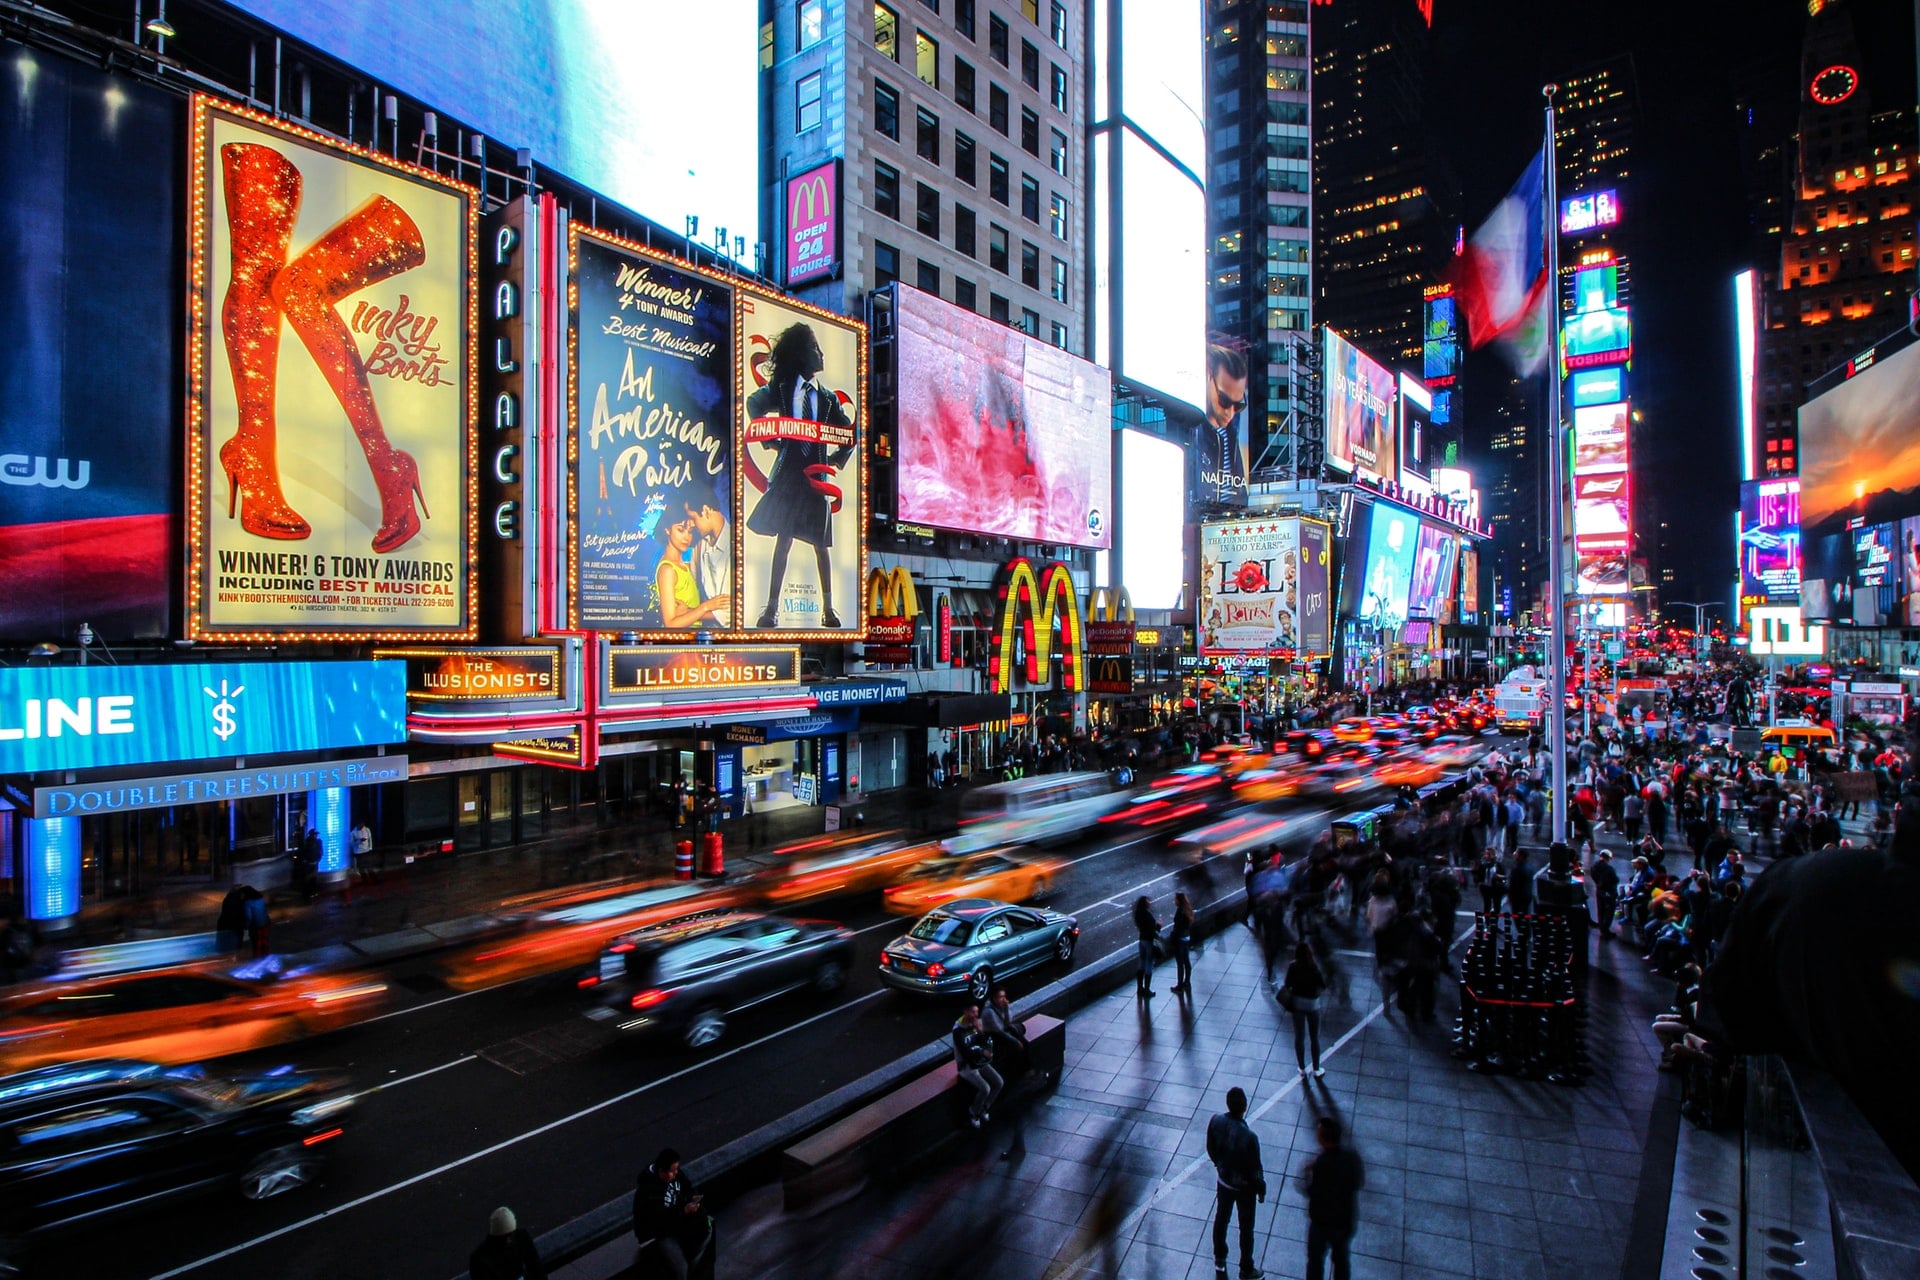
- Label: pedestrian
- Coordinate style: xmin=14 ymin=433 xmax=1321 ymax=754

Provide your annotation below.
xmin=982 ymin=987 xmax=1030 ymax=1078
xmin=1280 ymin=941 xmax=1326 ymax=1078
xmin=1132 ymin=895 xmax=1162 ymax=997
xmin=632 ymin=1148 xmax=713 ymax=1280
xmin=469 ymin=1206 xmax=547 ymax=1280
xmin=242 ymin=885 xmax=270 ymax=956
xmin=1170 ymin=891 xmax=1196 ymax=995
xmin=351 ymin=819 xmax=375 ymax=880
xmin=1506 ymin=848 xmax=1534 ymax=915
xmin=215 ymin=886 xmax=248 ymax=953
xmin=1474 ymin=849 xmax=1505 ymax=915
xmin=1590 ymin=848 xmax=1620 ymax=939
xmin=951 ymin=1003 xmax=1002 ymax=1129
xmin=1206 ymin=1086 xmax=1267 ymax=1280
xmin=1297 ymin=1115 xmax=1365 ymax=1280
xmin=1423 ymin=860 xmax=1462 ymax=954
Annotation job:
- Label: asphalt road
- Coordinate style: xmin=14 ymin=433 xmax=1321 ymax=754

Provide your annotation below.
xmin=63 ymin=799 xmax=1332 ymax=1280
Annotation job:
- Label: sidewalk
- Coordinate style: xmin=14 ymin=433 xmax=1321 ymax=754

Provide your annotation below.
xmin=711 ymin=907 xmax=1680 ymax=1280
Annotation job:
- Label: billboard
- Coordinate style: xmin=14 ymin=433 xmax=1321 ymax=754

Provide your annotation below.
xmin=1398 ymin=374 xmax=1432 ymax=484
xmin=1798 ymin=337 xmax=1920 ymax=538
xmin=1196 ymin=341 xmax=1249 ymax=507
xmin=1460 ymin=544 xmax=1480 ymax=616
xmin=1572 ymin=402 xmax=1629 ymax=474
xmin=1573 ymin=471 xmax=1631 ymax=548
xmin=1407 ymin=522 xmax=1457 ymax=619
xmin=1423 ymin=288 xmax=1459 ymax=388
xmin=1119 ymin=430 xmax=1186 ymax=609
xmin=986 ymin=558 xmax=1084 ymax=693
xmin=1117 ymin=131 xmax=1207 ymax=410
xmin=1559 ymin=189 xmax=1621 ymax=235
xmin=188 ymin=98 xmax=476 ymax=640
xmin=1562 ymin=299 xmax=1632 ymax=371
xmin=894 ymin=284 xmax=1111 ymax=547
xmin=1340 ymin=503 xmax=1419 ymax=626
xmin=569 ymin=228 xmax=736 ymax=633
xmin=1739 ymin=478 xmax=1801 ymax=605
xmin=1576 ymin=550 xmax=1629 ymax=596
xmin=1197 ymin=518 xmax=1332 ymax=656
xmin=785 ymin=160 xmax=841 ymax=287
xmin=1323 ymin=330 xmax=1397 ymax=482
xmin=1569 ymin=367 xmax=1625 ymax=408
xmin=1 ymin=56 xmax=179 ymax=642
xmin=738 ymin=290 xmax=865 ymax=634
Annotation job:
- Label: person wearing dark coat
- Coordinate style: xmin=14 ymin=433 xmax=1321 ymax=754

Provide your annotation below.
xmin=470 ymin=1207 xmax=547 ymax=1280
xmin=1297 ymin=1115 xmax=1366 ymax=1280
xmin=1423 ymin=862 xmax=1463 ymax=952
xmin=1589 ymin=850 xmax=1621 ymax=938
xmin=1505 ymin=849 xmax=1534 ymax=914
xmin=1206 ymin=1087 xmax=1268 ymax=1280
xmin=743 ymin=322 xmax=856 ymax=628
xmin=633 ymin=1148 xmax=712 ymax=1280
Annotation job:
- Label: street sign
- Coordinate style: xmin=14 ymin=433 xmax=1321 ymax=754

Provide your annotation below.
xmin=1604 ymin=640 xmax=1624 ymax=659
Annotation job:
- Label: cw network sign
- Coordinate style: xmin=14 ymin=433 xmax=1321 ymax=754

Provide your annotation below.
xmin=0 ymin=661 xmax=407 ymax=775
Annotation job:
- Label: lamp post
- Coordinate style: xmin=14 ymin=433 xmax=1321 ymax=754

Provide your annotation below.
xmin=1667 ymin=600 xmax=1722 ymax=657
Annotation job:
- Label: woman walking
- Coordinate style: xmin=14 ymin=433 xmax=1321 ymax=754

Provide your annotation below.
xmin=1282 ymin=941 xmax=1328 ymax=1078
xmin=1170 ymin=892 xmax=1196 ymax=995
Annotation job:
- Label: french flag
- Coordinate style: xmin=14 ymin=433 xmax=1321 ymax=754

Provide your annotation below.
xmin=1449 ymin=149 xmax=1550 ymax=376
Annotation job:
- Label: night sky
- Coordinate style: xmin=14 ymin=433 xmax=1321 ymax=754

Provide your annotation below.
xmin=1423 ymin=0 xmax=1917 ymax=614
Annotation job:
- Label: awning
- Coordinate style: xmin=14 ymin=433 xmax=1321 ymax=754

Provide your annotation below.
xmin=870 ymin=692 xmax=1013 ymax=728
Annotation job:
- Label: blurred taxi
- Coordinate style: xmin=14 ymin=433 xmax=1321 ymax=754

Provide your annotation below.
xmin=1104 ymin=764 xmax=1232 ymax=828
xmin=440 ymin=877 xmax=748 ymax=991
xmin=1229 ymin=757 xmax=1313 ymax=803
xmin=1375 ymin=750 xmax=1446 ymax=789
xmin=752 ymin=830 xmax=936 ymax=906
xmin=0 ymin=963 xmax=387 ymax=1073
xmin=882 ymin=847 xmax=1067 ymax=916
xmin=1330 ymin=716 xmax=1375 ymax=743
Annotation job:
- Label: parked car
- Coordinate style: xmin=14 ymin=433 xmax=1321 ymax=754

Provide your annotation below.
xmin=877 ymin=899 xmax=1079 ymax=1001
xmin=580 ymin=910 xmax=854 ymax=1049
xmin=881 ymin=847 xmax=1067 ymax=916
xmin=0 ymin=1058 xmax=353 ymax=1270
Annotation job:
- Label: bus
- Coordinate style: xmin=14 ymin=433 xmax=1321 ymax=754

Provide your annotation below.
xmin=1494 ymin=667 xmax=1550 ymax=733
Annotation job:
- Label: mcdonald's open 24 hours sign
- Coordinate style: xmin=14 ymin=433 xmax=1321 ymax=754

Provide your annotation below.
xmin=786 ymin=160 xmax=841 ymax=287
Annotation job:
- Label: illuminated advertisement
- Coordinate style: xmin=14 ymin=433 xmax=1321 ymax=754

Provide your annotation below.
xmin=1561 ymin=299 xmax=1632 ymax=370
xmin=986 ymin=559 xmax=1084 ymax=693
xmin=1323 ymin=329 xmax=1397 ymax=481
xmin=1119 ymin=430 xmax=1186 ymax=609
xmin=606 ymin=645 xmax=801 ymax=694
xmin=1799 ymin=338 xmax=1920 ymax=536
xmin=1573 ymin=402 xmax=1629 ymax=474
xmin=188 ymin=97 xmax=477 ymax=640
xmin=785 ymin=160 xmax=841 ymax=287
xmin=1569 ymin=366 xmax=1625 ymax=408
xmin=570 ymin=228 xmax=736 ymax=633
xmin=1399 ymin=374 xmax=1432 ymax=484
xmin=738 ymin=290 xmax=865 ymax=633
xmin=1 ymin=56 xmax=178 ymax=642
xmin=1349 ymin=503 xmax=1419 ymax=627
xmin=1423 ymin=287 xmax=1459 ymax=388
xmin=1198 ymin=518 xmax=1332 ymax=657
xmin=1573 ymin=471 xmax=1631 ymax=549
xmin=1852 ymin=522 xmax=1895 ymax=626
xmin=895 ymin=284 xmax=1111 ymax=548
xmin=1407 ymin=522 xmax=1457 ymax=619
xmin=1576 ymin=551 xmax=1629 ymax=596
xmin=1460 ymin=544 xmax=1480 ymax=616
xmin=0 ymin=660 xmax=406 ymax=774
xmin=1559 ymin=189 xmax=1620 ymax=235
xmin=1197 ymin=341 xmax=1249 ymax=507
xmin=1739 ymin=478 xmax=1801 ymax=605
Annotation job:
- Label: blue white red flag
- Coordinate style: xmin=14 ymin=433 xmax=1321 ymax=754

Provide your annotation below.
xmin=1448 ymin=148 xmax=1549 ymax=376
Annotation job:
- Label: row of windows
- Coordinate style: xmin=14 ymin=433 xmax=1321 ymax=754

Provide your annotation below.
xmin=871 ymin=164 xmax=1068 ymax=294
xmin=872 ymin=99 xmax=1070 ymax=236
xmin=871 ymin=242 xmax=1070 ymax=347
xmin=874 ymin=81 xmax=1069 ymax=177
xmin=875 ymin=5 xmax=1071 ymax=111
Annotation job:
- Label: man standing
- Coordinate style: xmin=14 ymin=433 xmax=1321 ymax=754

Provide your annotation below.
xmin=1590 ymin=848 xmax=1620 ymax=939
xmin=1206 ymin=1086 xmax=1267 ymax=1280
xmin=1297 ymin=1116 xmax=1365 ymax=1280
xmin=684 ymin=490 xmax=732 ymax=628
xmin=632 ymin=1148 xmax=712 ymax=1280
xmin=350 ymin=819 xmax=374 ymax=880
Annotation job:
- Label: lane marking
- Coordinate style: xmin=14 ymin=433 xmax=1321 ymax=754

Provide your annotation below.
xmin=356 ymin=987 xmax=484 ymax=1026
xmin=360 ymin=1054 xmax=478 ymax=1095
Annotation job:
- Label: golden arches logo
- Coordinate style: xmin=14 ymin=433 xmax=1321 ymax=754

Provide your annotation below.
xmin=865 ymin=567 xmax=920 ymax=619
xmin=988 ymin=558 xmax=1083 ymax=694
xmin=791 ymin=172 xmax=833 ymax=226
xmin=1087 ymin=586 xmax=1134 ymax=622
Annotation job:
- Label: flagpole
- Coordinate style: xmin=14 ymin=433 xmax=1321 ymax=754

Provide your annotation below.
xmin=1543 ymin=84 xmax=1570 ymax=847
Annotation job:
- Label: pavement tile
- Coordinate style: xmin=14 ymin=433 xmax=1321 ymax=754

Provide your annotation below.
xmin=1404 ymin=1145 xmax=1469 ymax=1180
xmin=1462 ymin=1178 xmax=1535 ymax=1218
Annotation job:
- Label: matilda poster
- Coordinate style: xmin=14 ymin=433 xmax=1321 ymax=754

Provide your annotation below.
xmin=737 ymin=292 xmax=864 ymax=634
xmin=571 ymin=229 xmax=735 ymax=632
xmin=189 ymin=97 xmax=475 ymax=638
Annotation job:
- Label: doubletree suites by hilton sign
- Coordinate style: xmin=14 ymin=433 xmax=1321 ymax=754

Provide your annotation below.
xmin=605 ymin=647 xmax=802 ymax=695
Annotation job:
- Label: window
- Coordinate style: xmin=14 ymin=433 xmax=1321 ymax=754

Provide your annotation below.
xmin=956 ymin=0 xmax=975 ymax=38
xmin=916 ymin=107 xmax=941 ymax=162
xmin=990 ymin=223 xmax=1009 ymax=272
xmin=1021 ymin=0 xmax=1039 ymax=21
xmin=874 ymin=241 xmax=900 ymax=286
xmin=1021 ymin=174 xmax=1040 ymax=222
xmin=955 ymin=204 xmax=977 ymax=256
xmin=1050 ymin=1 xmax=1067 ymax=46
xmin=990 ymin=154 xmax=1010 ymax=203
xmin=956 ymin=277 xmax=977 ymax=310
xmin=1050 ymin=320 xmax=1068 ymax=348
xmin=989 ymin=84 xmax=1009 ymax=134
xmin=916 ymin=30 xmax=939 ymax=87
xmin=917 ymin=260 xmax=941 ymax=295
xmin=1021 ymin=307 xmax=1040 ymax=335
xmin=989 ymin=13 xmax=1009 ymax=64
xmin=1267 ymin=67 xmax=1305 ymax=91
xmin=990 ymin=292 xmax=1011 ymax=323
xmin=1021 ymin=240 xmax=1040 ymax=287
xmin=1021 ymin=107 xmax=1040 ymax=156
xmin=760 ymin=21 xmax=775 ymax=69
xmin=799 ymin=0 xmax=825 ymax=50
xmin=955 ymin=132 xmax=977 ymax=183
xmin=954 ymin=58 xmax=976 ymax=111
xmin=1021 ymin=39 xmax=1040 ymax=89
xmin=1050 ymin=256 xmax=1068 ymax=301
xmin=1050 ymin=192 xmax=1068 ymax=239
xmin=874 ymin=81 xmax=901 ymax=139
xmin=1050 ymin=128 xmax=1069 ymax=176
xmin=797 ymin=73 xmax=823 ymax=132
xmin=1050 ymin=64 xmax=1068 ymax=111
xmin=916 ymin=182 xmax=940 ymax=239
xmin=875 ymin=3 xmax=899 ymax=58
xmin=874 ymin=161 xmax=900 ymax=218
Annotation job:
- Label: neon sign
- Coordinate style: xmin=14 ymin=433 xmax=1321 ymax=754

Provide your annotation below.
xmin=987 ymin=559 xmax=1084 ymax=693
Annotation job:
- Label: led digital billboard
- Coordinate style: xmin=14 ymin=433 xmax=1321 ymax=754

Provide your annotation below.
xmin=1569 ymin=367 xmax=1625 ymax=408
xmin=1117 ymin=131 xmax=1207 ymax=410
xmin=895 ymin=285 xmax=1112 ymax=547
xmin=1324 ymin=330 xmax=1397 ymax=482
xmin=1196 ymin=341 xmax=1249 ymax=507
xmin=1576 ymin=550 xmax=1629 ymax=596
xmin=1423 ymin=288 xmax=1459 ymax=388
xmin=1573 ymin=402 xmax=1630 ymax=474
xmin=1562 ymin=303 xmax=1632 ymax=371
xmin=1573 ymin=471 xmax=1631 ymax=549
xmin=1559 ymin=189 xmax=1620 ymax=235
xmin=1739 ymin=478 xmax=1801 ymax=605
xmin=1407 ymin=522 xmax=1457 ymax=620
xmin=1399 ymin=374 xmax=1432 ymax=484
xmin=188 ymin=97 xmax=477 ymax=641
xmin=1198 ymin=517 xmax=1332 ymax=656
xmin=1798 ymin=337 xmax=1920 ymax=538
xmin=1343 ymin=503 xmax=1419 ymax=627
xmin=1119 ymin=430 xmax=1185 ymax=609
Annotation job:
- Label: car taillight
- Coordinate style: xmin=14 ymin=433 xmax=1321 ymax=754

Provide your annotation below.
xmin=879 ymin=953 xmax=893 ymax=967
xmin=926 ymin=963 xmax=946 ymax=979
xmin=609 ymin=942 xmax=636 ymax=954
xmin=577 ymin=975 xmax=600 ymax=988
xmin=630 ymin=989 xmax=670 ymax=1010
xmin=301 ymin=1127 xmax=344 ymax=1147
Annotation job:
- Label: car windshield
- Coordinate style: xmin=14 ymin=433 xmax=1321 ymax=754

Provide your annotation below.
xmin=907 ymin=914 xmax=972 ymax=945
xmin=912 ymin=859 xmax=971 ymax=881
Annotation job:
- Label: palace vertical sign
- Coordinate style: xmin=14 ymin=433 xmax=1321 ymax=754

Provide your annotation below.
xmin=785 ymin=160 xmax=841 ymax=287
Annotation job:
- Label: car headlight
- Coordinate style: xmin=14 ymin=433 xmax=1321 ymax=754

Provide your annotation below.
xmin=290 ymin=1094 xmax=356 ymax=1126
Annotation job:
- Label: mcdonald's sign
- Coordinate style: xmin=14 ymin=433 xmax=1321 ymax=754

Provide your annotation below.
xmin=865 ymin=566 xmax=919 ymax=663
xmin=1086 ymin=585 xmax=1136 ymax=654
xmin=1087 ymin=655 xmax=1134 ymax=695
xmin=987 ymin=558 xmax=1083 ymax=694
xmin=785 ymin=160 xmax=841 ymax=286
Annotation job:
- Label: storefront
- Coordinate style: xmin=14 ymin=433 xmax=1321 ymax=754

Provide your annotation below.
xmin=722 ymin=708 xmax=858 ymax=813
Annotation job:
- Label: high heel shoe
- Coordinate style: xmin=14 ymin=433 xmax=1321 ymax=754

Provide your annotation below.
xmin=217 ymin=142 xmax=309 ymax=540
xmin=271 ymin=194 xmax=429 ymax=553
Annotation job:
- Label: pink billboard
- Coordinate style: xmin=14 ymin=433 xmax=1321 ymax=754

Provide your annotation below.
xmin=894 ymin=284 xmax=1113 ymax=548
xmin=785 ymin=160 xmax=840 ymax=286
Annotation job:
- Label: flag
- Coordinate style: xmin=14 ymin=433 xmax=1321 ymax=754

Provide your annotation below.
xmin=1448 ymin=148 xmax=1549 ymax=376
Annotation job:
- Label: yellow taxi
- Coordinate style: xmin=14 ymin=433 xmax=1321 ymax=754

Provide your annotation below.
xmin=881 ymin=847 xmax=1068 ymax=916
xmin=752 ymin=830 xmax=937 ymax=906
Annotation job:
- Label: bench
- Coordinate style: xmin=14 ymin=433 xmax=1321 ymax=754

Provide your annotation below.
xmin=780 ymin=1013 xmax=1064 ymax=1210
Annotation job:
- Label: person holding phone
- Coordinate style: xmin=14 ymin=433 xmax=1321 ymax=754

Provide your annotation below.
xmin=633 ymin=1147 xmax=713 ymax=1280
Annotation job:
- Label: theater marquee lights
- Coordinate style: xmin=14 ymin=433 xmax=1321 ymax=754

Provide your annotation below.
xmin=987 ymin=558 xmax=1084 ymax=694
